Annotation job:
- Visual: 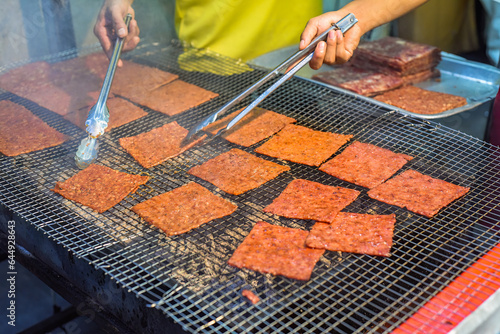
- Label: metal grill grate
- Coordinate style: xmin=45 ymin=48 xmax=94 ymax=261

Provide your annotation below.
xmin=0 ymin=42 xmax=499 ymax=333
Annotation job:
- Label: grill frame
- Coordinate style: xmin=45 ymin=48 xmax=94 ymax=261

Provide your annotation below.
xmin=0 ymin=42 xmax=499 ymax=333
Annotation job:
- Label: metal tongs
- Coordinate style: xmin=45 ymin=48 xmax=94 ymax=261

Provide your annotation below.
xmin=182 ymin=13 xmax=358 ymax=146
xmin=75 ymin=14 xmax=132 ymax=169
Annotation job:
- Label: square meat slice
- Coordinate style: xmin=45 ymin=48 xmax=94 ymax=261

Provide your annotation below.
xmin=350 ymin=37 xmax=441 ymax=76
xmin=137 ymin=80 xmax=219 ymax=116
xmin=48 ymin=56 xmax=105 ymax=89
xmin=49 ymin=53 xmax=109 ymax=81
xmin=64 ymin=97 xmax=147 ymax=131
xmin=0 ymin=61 xmax=52 ymax=95
xmin=374 ymin=85 xmax=467 ymax=115
xmin=52 ymin=164 xmax=149 ymax=213
xmin=228 ymin=221 xmax=325 ymax=281
xmin=319 ymin=141 xmax=413 ymax=189
xmin=306 ymin=212 xmax=396 ymax=257
xmin=119 ymin=121 xmax=204 ymax=169
xmin=367 ymin=170 xmax=470 ymax=218
xmin=132 ymin=182 xmax=237 ymax=236
xmin=20 ymin=55 xmax=109 ymax=116
xmin=0 ymin=100 xmax=68 ymax=156
xmin=110 ymin=60 xmax=179 ymax=103
xmin=312 ymin=66 xmax=404 ymax=96
xmin=188 ymin=148 xmax=290 ymax=195
xmin=203 ymin=106 xmax=296 ymax=147
xmin=254 ymin=124 xmax=353 ymax=166
xmin=26 ymin=82 xmax=101 ymax=116
xmin=263 ymin=179 xmax=360 ymax=222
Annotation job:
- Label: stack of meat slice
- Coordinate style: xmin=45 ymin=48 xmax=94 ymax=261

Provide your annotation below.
xmin=312 ymin=37 xmax=441 ymax=96
xmin=349 ymin=36 xmax=441 ymax=84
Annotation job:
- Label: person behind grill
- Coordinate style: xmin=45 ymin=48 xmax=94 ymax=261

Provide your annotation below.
xmin=94 ymin=0 xmax=322 ymax=67
xmin=94 ymin=0 xmax=429 ymax=68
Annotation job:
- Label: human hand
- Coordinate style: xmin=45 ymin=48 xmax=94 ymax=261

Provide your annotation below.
xmin=94 ymin=0 xmax=140 ymax=67
xmin=300 ymin=11 xmax=363 ymax=70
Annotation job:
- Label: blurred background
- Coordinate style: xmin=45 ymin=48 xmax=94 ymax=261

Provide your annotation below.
xmin=0 ymin=0 xmax=495 ymax=68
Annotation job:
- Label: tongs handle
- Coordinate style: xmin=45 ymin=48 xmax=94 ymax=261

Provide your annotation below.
xmin=184 ymin=13 xmax=357 ymax=143
xmin=96 ymin=13 xmax=132 ymax=106
xmin=225 ymin=13 xmax=358 ymax=131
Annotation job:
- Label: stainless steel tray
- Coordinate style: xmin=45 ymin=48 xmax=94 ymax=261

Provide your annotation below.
xmin=250 ymin=48 xmax=500 ymax=119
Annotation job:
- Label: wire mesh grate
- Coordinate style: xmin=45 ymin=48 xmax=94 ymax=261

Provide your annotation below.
xmin=0 ymin=42 xmax=499 ymax=333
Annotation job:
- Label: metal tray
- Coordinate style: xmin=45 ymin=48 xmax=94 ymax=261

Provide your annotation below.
xmin=250 ymin=48 xmax=500 ymax=119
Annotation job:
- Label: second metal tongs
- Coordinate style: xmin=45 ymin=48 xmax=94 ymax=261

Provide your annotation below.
xmin=75 ymin=14 xmax=132 ymax=169
xmin=182 ymin=13 xmax=358 ymax=146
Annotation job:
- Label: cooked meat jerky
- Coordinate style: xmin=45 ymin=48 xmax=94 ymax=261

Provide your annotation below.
xmin=263 ymin=179 xmax=360 ymax=222
xmin=255 ymin=124 xmax=353 ymax=166
xmin=52 ymin=164 xmax=149 ymax=213
xmin=319 ymin=141 xmax=413 ymax=189
xmin=139 ymin=80 xmax=219 ymax=116
xmin=0 ymin=100 xmax=68 ymax=156
xmin=64 ymin=97 xmax=147 ymax=131
xmin=312 ymin=66 xmax=404 ymax=96
xmin=110 ymin=60 xmax=179 ymax=103
xmin=367 ymin=170 xmax=470 ymax=218
xmin=228 ymin=221 xmax=325 ymax=281
xmin=242 ymin=290 xmax=260 ymax=304
xmin=188 ymin=148 xmax=290 ymax=195
xmin=350 ymin=37 xmax=441 ymax=76
xmin=119 ymin=121 xmax=204 ymax=169
xmin=374 ymin=85 xmax=467 ymax=115
xmin=306 ymin=212 xmax=396 ymax=257
xmin=203 ymin=106 xmax=296 ymax=147
xmin=132 ymin=182 xmax=237 ymax=236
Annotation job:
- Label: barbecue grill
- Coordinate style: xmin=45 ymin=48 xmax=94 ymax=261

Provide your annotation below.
xmin=0 ymin=41 xmax=499 ymax=333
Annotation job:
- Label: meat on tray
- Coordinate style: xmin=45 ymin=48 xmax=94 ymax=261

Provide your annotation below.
xmin=400 ymin=68 xmax=440 ymax=85
xmin=312 ymin=37 xmax=443 ymax=98
xmin=119 ymin=121 xmax=204 ymax=169
xmin=374 ymin=85 xmax=467 ymax=115
xmin=52 ymin=164 xmax=149 ymax=213
xmin=306 ymin=212 xmax=396 ymax=257
xmin=319 ymin=141 xmax=413 ymax=189
xmin=203 ymin=106 xmax=296 ymax=147
xmin=254 ymin=124 xmax=353 ymax=167
xmin=138 ymin=80 xmax=219 ymax=116
xmin=367 ymin=169 xmax=470 ymax=218
xmin=131 ymin=182 xmax=237 ymax=236
xmin=350 ymin=36 xmax=441 ymax=76
xmin=188 ymin=148 xmax=290 ymax=195
xmin=312 ymin=66 xmax=404 ymax=96
xmin=0 ymin=100 xmax=68 ymax=156
xmin=228 ymin=221 xmax=325 ymax=281
xmin=64 ymin=97 xmax=148 ymax=132
xmin=263 ymin=179 xmax=360 ymax=222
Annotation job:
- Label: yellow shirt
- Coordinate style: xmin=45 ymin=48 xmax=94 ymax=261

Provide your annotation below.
xmin=175 ymin=0 xmax=322 ymax=62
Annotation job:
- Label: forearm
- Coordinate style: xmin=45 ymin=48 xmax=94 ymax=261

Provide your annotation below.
xmin=340 ymin=0 xmax=429 ymax=35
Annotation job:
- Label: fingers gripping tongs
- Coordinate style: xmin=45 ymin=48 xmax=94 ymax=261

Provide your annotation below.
xmin=182 ymin=13 xmax=358 ymax=146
